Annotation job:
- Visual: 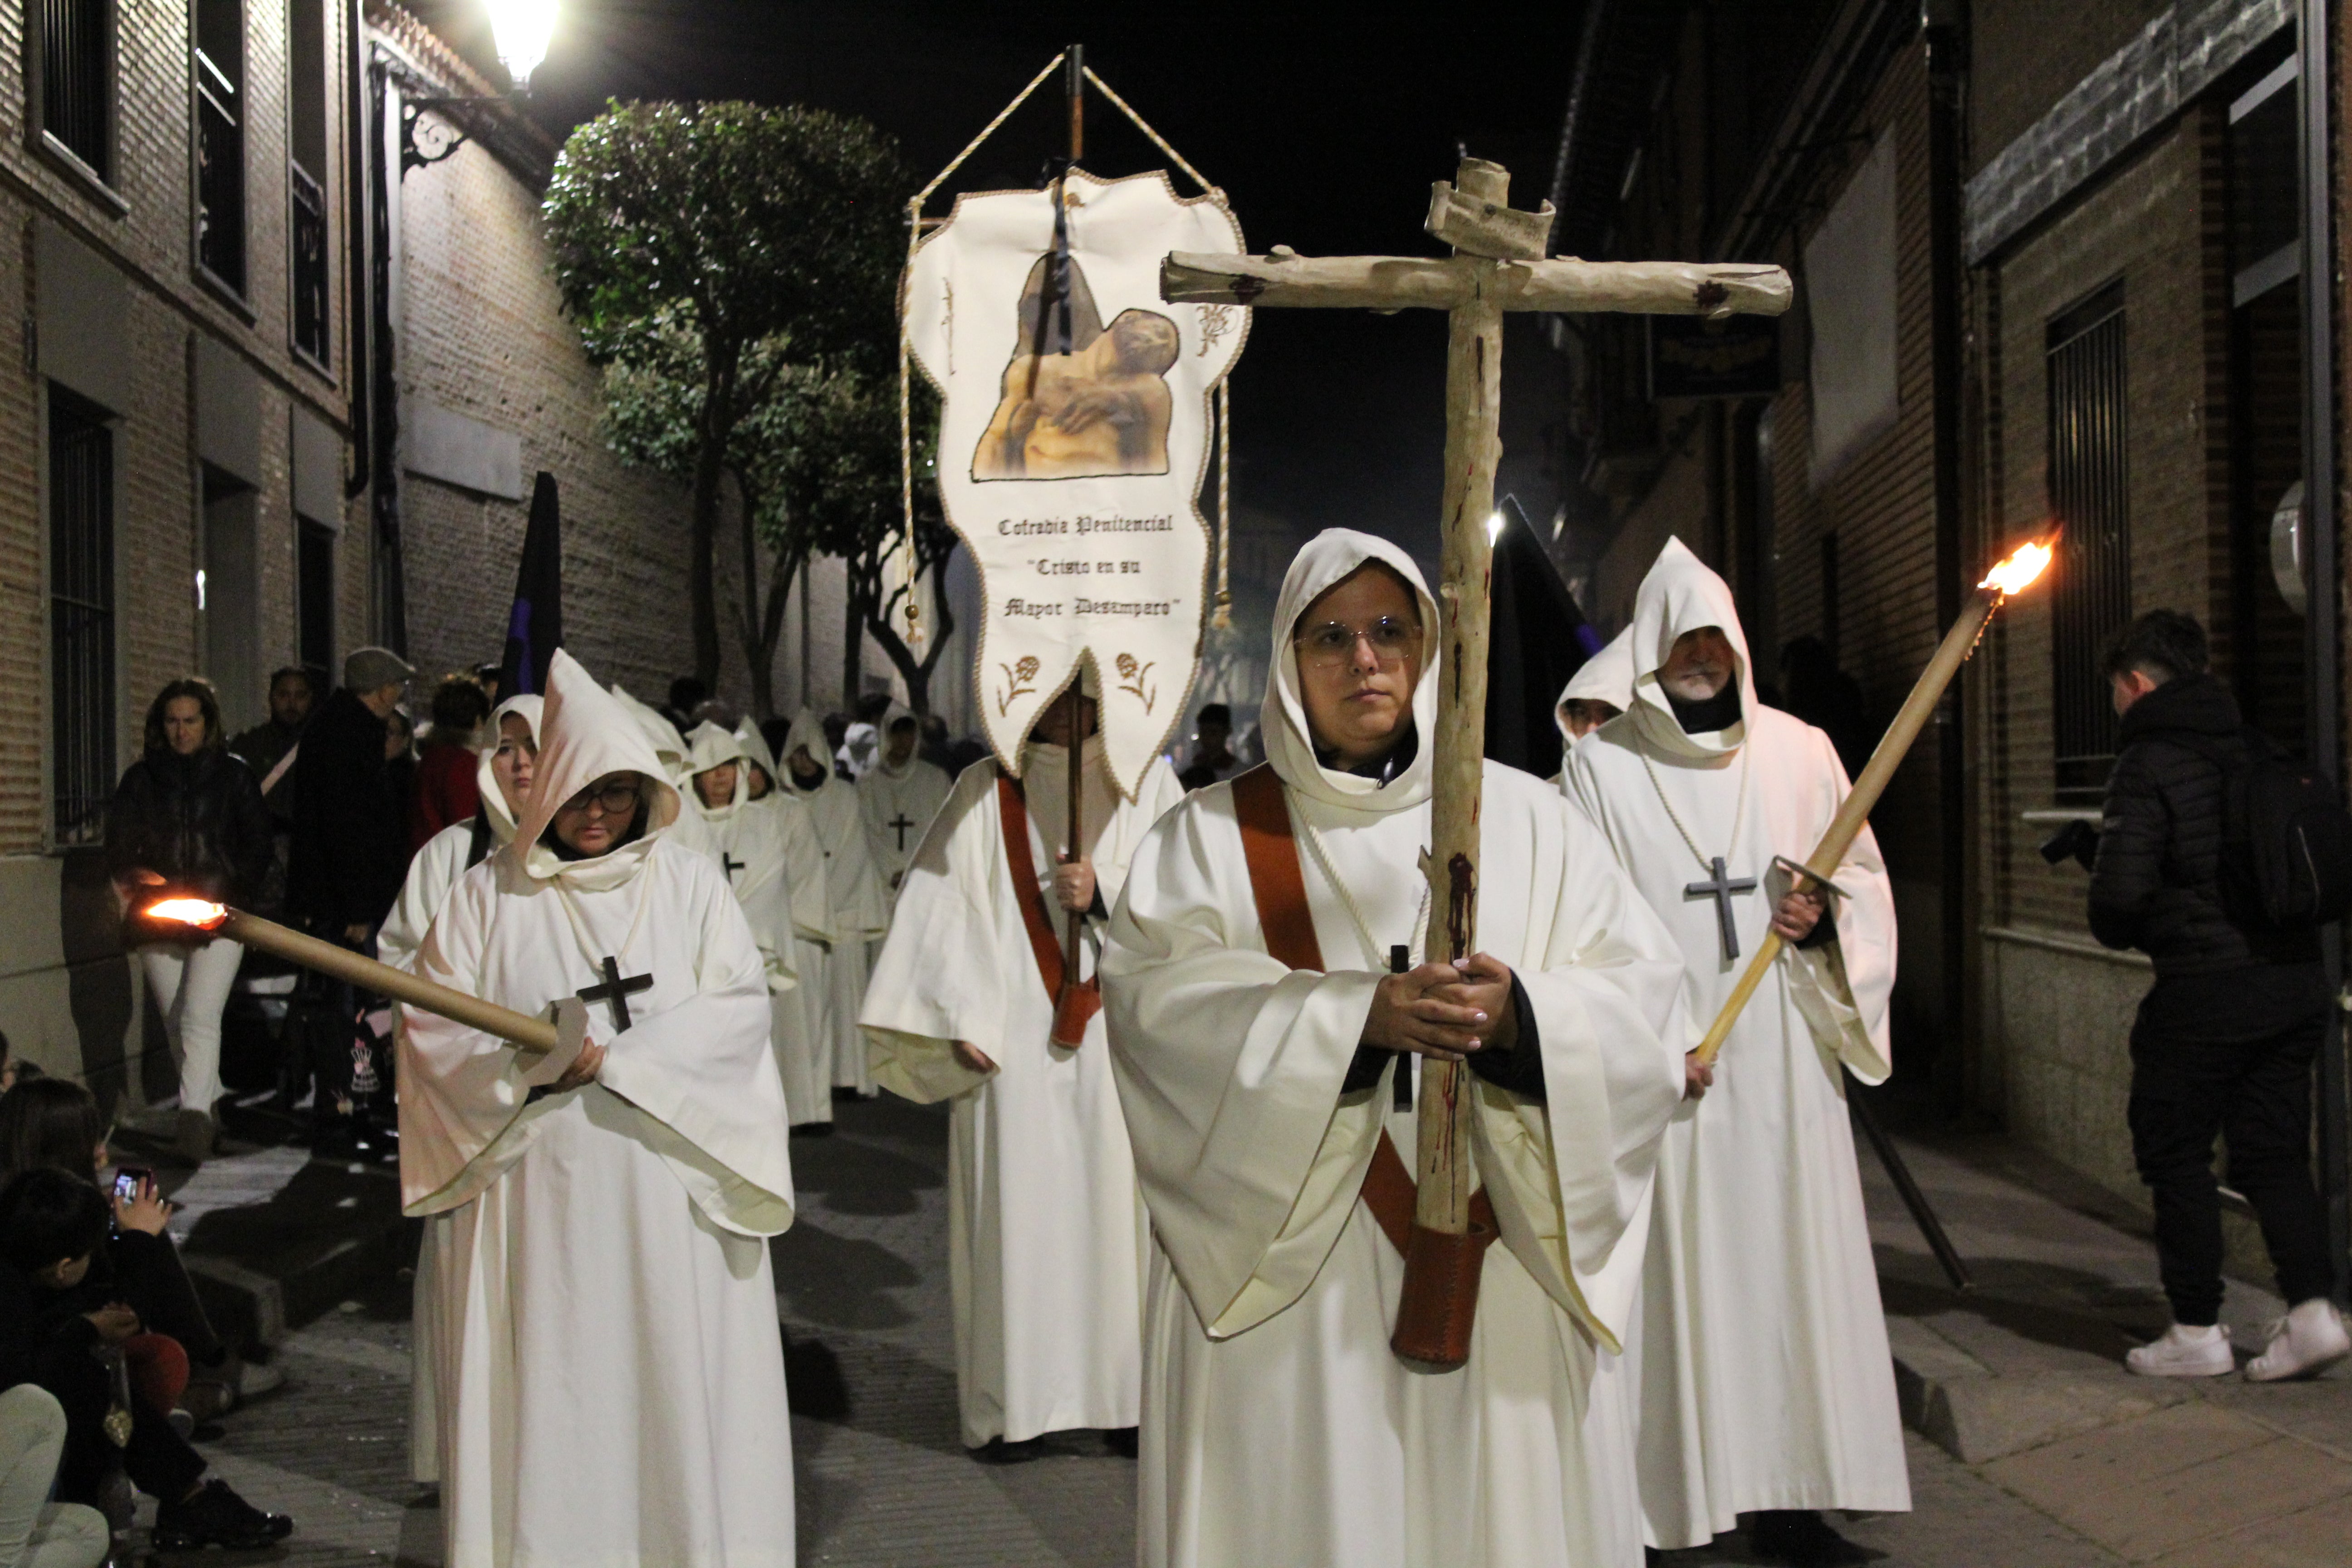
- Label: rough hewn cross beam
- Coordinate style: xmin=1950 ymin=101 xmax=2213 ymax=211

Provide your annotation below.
xmin=1160 ymin=252 xmax=1792 ymax=317
xmin=1161 ymin=157 xmax=1790 ymax=1371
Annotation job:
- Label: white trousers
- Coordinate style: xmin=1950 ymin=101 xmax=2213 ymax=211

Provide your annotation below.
xmin=0 ymin=1386 xmax=109 ymax=1568
xmin=138 ymin=938 xmax=245 ymax=1117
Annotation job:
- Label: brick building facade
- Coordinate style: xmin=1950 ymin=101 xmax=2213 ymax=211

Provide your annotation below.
xmin=0 ymin=2 xmax=886 ymax=1107
xmin=0 ymin=0 xmax=369 ymax=1103
xmin=1552 ymin=0 xmax=2344 ymax=1284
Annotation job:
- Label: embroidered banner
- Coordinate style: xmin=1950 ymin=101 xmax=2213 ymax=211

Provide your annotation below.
xmin=904 ymin=168 xmax=1246 ymax=797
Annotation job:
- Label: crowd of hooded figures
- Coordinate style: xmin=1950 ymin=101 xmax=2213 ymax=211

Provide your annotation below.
xmin=46 ymin=503 xmax=2342 ymax=1568
xmin=43 ymin=522 xmax=2340 ymax=1568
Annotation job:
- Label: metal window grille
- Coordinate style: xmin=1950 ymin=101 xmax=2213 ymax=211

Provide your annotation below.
xmin=40 ymin=0 xmax=110 ymax=180
xmin=2047 ymin=281 xmax=2131 ymax=798
xmin=49 ymin=395 xmax=114 ymax=847
xmin=195 ymin=1 xmax=245 ymax=293
xmin=290 ymin=160 xmax=328 ymax=363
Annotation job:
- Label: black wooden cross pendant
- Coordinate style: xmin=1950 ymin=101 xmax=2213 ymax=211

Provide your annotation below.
xmin=720 ymin=853 xmax=746 ymax=884
xmin=1685 ymin=856 xmax=1758 ymax=961
xmin=577 ymin=956 xmax=654 ymax=1033
xmin=889 ymin=813 xmax=916 ymax=852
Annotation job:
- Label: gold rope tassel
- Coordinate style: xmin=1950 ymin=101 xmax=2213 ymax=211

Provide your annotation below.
xmin=1212 ymin=382 xmax=1233 ymax=631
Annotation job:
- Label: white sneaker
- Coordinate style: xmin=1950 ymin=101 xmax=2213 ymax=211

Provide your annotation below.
xmin=2246 ymin=1298 xmax=2352 ymax=1382
xmin=2126 ymin=1322 xmax=2234 ymax=1377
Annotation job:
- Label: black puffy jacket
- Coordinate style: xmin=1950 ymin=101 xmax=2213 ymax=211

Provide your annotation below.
xmin=2087 ymin=673 xmax=2320 ymax=973
xmin=286 ymin=687 xmax=408 ymax=928
xmin=104 ymin=745 xmax=274 ymax=918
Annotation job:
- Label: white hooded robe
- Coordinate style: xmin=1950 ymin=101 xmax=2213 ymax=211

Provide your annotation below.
xmin=382 ymin=693 xmax=541 ymax=1488
xmin=670 ymin=722 xmax=833 ymax=1125
xmin=1563 ymin=537 xmax=1909 ymax=1545
xmin=398 ymin=653 xmax=797 ymax=1568
xmin=776 ymin=710 xmax=889 ymax=1098
xmin=857 ymin=702 xmax=953 ymax=904
xmin=861 ymin=725 xmax=1182 ymax=1447
xmin=1101 ymin=529 xmax=1688 ymax=1568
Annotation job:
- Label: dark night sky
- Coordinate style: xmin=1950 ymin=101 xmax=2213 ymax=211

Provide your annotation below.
xmin=424 ymin=0 xmax=1591 ymax=560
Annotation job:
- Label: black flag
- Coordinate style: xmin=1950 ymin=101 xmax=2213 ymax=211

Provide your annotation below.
xmin=1485 ymin=495 xmax=1599 ymax=780
xmin=499 ymin=472 xmax=562 ymax=697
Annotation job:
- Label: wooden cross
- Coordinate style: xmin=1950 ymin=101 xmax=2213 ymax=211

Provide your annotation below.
xmin=576 ymin=956 xmax=653 ymax=1034
xmin=888 ymin=813 xmax=917 ymax=852
xmin=720 ymin=852 xmax=746 ymax=884
xmin=1164 ymin=157 xmax=1789 ymax=1368
xmin=1685 ymin=856 xmax=1759 ymax=962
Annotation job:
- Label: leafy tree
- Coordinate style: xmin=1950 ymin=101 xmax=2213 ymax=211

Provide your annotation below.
xmin=544 ymin=100 xmax=907 ymax=691
xmin=787 ymin=367 xmax=961 ymax=717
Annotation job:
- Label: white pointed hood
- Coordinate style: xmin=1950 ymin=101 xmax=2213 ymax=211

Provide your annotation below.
xmin=779 ymin=707 xmax=833 ymax=790
xmin=870 ymin=700 xmax=923 ymax=780
xmin=511 ymin=651 xmax=682 ymax=887
xmin=609 ymin=683 xmax=690 ymax=783
xmin=683 ymin=720 xmax=750 ymax=818
xmin=1264 ymin=528 xmax=1440 ymax=813
xmin=1556 ymin=627 xmax=1635 ymax=742
xmin=733 ymin=717 xmax=780 ymax=794
xmin=1627 ymin=536 xmax=1755 ymax=761
xmin=471 ymin=693 xmax=544 ymax=843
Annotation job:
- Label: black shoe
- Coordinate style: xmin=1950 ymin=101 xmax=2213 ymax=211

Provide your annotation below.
xmin=1103 ymin=1426 xmax=1139 ymax=1458
xmin=830 ymin=1086 xmax=863 ymax=1102
xmin=152 ymin=1478 xmax=294 ymax=1550
xmin=790 ymin=1122 xmax=836 ymax=1138
xmin=1747 ymin=1510 xmax=1875 ymax=1567
xmin=968 ymin=1436 xmax=1045 ymax=1465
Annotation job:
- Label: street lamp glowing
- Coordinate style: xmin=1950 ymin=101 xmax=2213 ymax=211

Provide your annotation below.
xmin=488 ymin=0 xmax=558 ymax=94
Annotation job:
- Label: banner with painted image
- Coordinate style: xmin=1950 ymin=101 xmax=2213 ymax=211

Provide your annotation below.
xmin=903 ymin=167 xmax=1246 ymax=797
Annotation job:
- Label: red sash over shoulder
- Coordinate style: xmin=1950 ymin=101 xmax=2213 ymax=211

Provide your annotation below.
xmin=995 ymin=769 xmax=1102 ymax=1046
xmin=1228 ymin=764 xmax=1493 ymax=1260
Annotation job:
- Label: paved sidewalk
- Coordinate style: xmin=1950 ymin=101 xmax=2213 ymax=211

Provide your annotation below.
xmin=107 ymin=1091 xmax=2351 ymax=1565
xmin=1858 ymin=1118 xmax=2352 ymax=1566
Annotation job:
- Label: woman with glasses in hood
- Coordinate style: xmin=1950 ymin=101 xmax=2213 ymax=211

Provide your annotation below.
xmin=397 ymin=651 xmax=798 ymax=1568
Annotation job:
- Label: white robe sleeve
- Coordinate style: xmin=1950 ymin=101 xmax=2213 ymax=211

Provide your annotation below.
xmin=859 ymin=768 xmax=1010 ymax=1104
xmin=378 ymin=823 xmax=471 ymax=974
xmin=1781 ymin=726 xmax=1896 ymax=1085
xmin=772 ymin=798 xmax=835 ymax=946
xmin=397 ymin=847 xmax=795 ymax=1238
xmin=1472 ymin=785 xmax=1688 ymax=1349
xmin=594 ymin=849 xmax=797 ymax=1236
xmin=823 ymin=794 xmax=892 ymax=937
xmin=1099 ymin=785 xmax=1383 ymax=1337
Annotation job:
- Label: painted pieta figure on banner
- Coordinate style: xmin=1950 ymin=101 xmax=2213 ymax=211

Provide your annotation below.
xmin=904 ymin=169 xmax=1248 ymax=793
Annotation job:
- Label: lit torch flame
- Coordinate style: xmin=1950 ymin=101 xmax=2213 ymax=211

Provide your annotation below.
xmin=1980 ymin=537 xmax=2057 ymax=598
xmin=146 ymin=899 xmax=230 ymax=932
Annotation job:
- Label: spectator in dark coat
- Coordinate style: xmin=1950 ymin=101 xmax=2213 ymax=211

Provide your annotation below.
xmin=286 ymin=648 xmax=412 ymax=1159
xmin=226 ymin=667 xmax=313 ymax=830
xmin=2090 ymin=609 xmax=2349 ymax=1382
xmin=286 ymin=648 xmax=411 ymax=942
xmin=0 ymin=1170 xmax=290 ymax=1548
xmin=104 ymin=679 xmax=273 ymax=1160
xmin=411 ymin=676 xmax=490 ymax=851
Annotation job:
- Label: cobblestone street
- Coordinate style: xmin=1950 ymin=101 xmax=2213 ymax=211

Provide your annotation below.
xmin=129 ymin=1094 xmax=2346 ymax=1567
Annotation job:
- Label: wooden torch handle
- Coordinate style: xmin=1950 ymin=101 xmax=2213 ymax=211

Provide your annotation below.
xmin=1691 ymin=587 xmax=2001 ymax=1066
xmin=218 ymin=909 xmax=559 ymax=1054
